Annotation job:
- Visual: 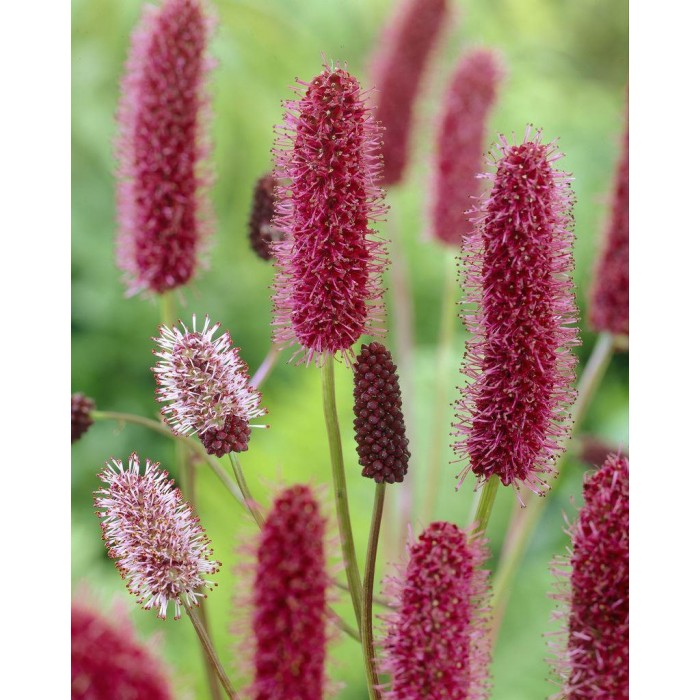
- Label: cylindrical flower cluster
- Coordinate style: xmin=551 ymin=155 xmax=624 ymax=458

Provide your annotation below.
xmin=152 ymin=315 xmax=267 ymax=455
xmin=352 ymin=342 xmax=410 ymax=483
xmin=248 ymin=173 xmax=284 ymax=261
xmin=370 ymin=0 xmax=448 ymax=185
xmin=271 ymin=63 xmax=387 ymax=365
xmin=72 ymin=602 xmax=173 ymax=699
xmin=550 ymin=454 xmax=629 ymax=698
xmin=72 ymin=393 xmax=95 ymax=444
xmin=453 ymin=129 xmax=579 ymax=494
xmin=115 ymin=0 xmax=214 ymax=296
xmin=380 ymin=521 xmax=491 ymax=699
xmin=589 ymin=104 xmax=629 ymax=336
xmin=250 ymin=484 xmax=329 ymax=699
xmin=431 ymin=49 xmax=503 ymax=246
xmin=94 ymin=453 xmax=221 ymax=620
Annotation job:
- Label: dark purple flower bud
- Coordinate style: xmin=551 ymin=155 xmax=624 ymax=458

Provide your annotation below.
xmin=72 ymin=393 xmax=95 ymax=444
xmin=248 ymin=173 xmax=284 ymax=261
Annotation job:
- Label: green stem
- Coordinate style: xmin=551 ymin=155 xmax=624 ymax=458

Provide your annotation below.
xmin=227 ymin=453 xmax=265 ymax=528
xmin=362 ymin=483 xmax=385 ymax=700
xmin=471 ymin=475 xmax=500 ymax=534
xmin=160 ymin=291 xmax=176 ymax=328
xmin=197 ymin=597 xmax=223 ymax=700
xmin=184 ymin=604 xmax=239 ymax=700
xmin=321 ymin=360 xmax=363 ymax=629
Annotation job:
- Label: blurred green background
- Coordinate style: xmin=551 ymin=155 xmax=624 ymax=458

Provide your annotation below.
xmin=72 ymin=0 xmax=628 ymax=697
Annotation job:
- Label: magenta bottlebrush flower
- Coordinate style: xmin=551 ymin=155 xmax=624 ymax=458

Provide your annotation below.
xmin=589 ymin=104 xmax=629 ymax=336
xmin=453 ymin=129 xmax=579 ymax=494
xmin=72 ymin=602 xmax=173 ymax=699
xmin=250 ymin=484 xmax=329 ymax=699
xmin=370 ymin=0 xmax=448 ymax=185
xmin=248 ymin=173 xmax=284 ymax=261
xmin=550 ymin=454 xmax=629 ymax=698
xmin=352 ymin=342 xmax=410 ymax=483
xmin=94 ymin=453 xmax=221 ymax=620
xmin=271 ymin=62 xmax=387 ymax=366
xmin=152 ymin=315 xmax=267 ymax=455
xmin=115 ymin=0 xmax=214 ymax=296
xmin=431 ymin=49 xmax=504 ymax=246
xmin=380 ymin=521 xmax=491 ymax=699
xmin=72 ymin=393 xmax=95 ymax=444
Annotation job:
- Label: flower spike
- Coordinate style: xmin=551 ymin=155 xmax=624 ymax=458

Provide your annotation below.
xmin=248 ymin=173 xmax=284 ymax=261
xmin=72 ymin=393 xmax=95 ymax=444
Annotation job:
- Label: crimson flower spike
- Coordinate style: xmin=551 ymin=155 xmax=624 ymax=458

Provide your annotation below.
xmin=589 ymin=99 xmax=629 ymax=336
xmin=379 ymin=522 xmax=491 ymax=699
xmin=453 ymin=128 xmax=579 ymax=495
xmin=271 ymin=61 xmax=387 ymax=366
xmin=115 ymin=0 xmax=215 ymax=296
xmin=431 ymin=48 xmax=504 ymax=246
xmin=549 ymin=454 xmax=629 ymax=698
xmin=370 ymin=0 xmax=449 ymax=186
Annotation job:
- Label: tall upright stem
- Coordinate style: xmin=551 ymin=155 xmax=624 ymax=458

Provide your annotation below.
xmin=321 ymin=360 xmax=363 ymax=629
xmin=471 ymin=475 xmax=500 ymax=534
xmin=228 ymin=453 xmax=265 ymax=528
xmin=362 ymin=483 xmax=385 ymax=700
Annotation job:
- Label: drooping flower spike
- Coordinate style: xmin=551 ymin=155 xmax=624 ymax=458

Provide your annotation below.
xmin=248 ymin=173 xmax=284 ymax=262
xmin=72 ymin=601 xmax=173 ymax=699
xmin=271 ymin=61 xmax=388 ymax=366
xmin=431 ymin=48 xmax=504 ymax=246
xmin=94 ymin=453 xmax=221 ymax=620
xmin=249 ymin=484 xmax=330 ymax=699
xmin=549 ymin=454 xmax=629 ymax=698
xmin=379 ymin=521 xmax=491 ymax=699
xmin=72 ymin=393 xmax=95 ymax=444
xmin=152 ymin=315 xmax=267 ymax=456
xmin=370 ymin=0 xmax=449 ymax=186
xmin=453 ymin=127 xmax=579 ymax=495
xmin=115 ymin=0 xmax=215 ymax=296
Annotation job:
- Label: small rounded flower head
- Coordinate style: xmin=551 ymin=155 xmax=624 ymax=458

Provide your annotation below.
xmin=380 ymin=521 xmax=491 ymax=700
xmin=94 ymin=453 xmax=221 ymax=620
xmin=271 ymin=62 xmax=387 ymax=366
xmin=453 ymin=128 xmax=579 ymax=495
xmin=370 ymin=0 xmax=448 ymax=185
xmin=248 ymin=173 xmax=284 ymax=262
xmin=431 ymin=48 xmax=504 ymax=246
xmin=115 ymin=0 xmax=215 ymax=296
xmin=250 ymin=484 xmax=329 ymax=700
xmin=152 ymin=315 xmax=267 ymax=455
xmin=72 ymin=393 xmax=95 ymax=444
xmin=352 ymin=342 xmax=410 ymax=483
xmin=550 ymin=454 xmax=629 ymax=698
xmin=589 ymin=103 xmax=629 ymax=336
xmin=72 ymin=602 xmax=173 ymax=699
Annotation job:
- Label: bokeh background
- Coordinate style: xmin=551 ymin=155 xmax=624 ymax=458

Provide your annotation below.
xmin=71 ymin=0 xmax=628 ymax=697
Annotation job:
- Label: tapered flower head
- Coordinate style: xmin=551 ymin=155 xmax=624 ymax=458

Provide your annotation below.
xmin=271 ymin=62 xmax=387 ymax=365
xmin=72 ymin=601 xmax=173 ymax=699
xmin=248 ymin=173 xmax=284 ymax=261
xmin=115 ymin=0 xmax=215 ymax=296
xmin=380 ymin=521 xmax=491 ymax=699
xmin=250 ymin=484 xmax=330 ymax=699
xmin=152 ymin=315 xmax=266 ymax=455
xmin=431 ymin=49 xmax=504 ymax=246
xmin=352 ymin=342 xmax=410 ymax=483
xmin=72 ymin=393 xmax=95 ymax=444
xmin=589 ymin=103 xmax=629 ymax=336
xmin=453 ymin=128 xmax=579 ymax=495
xmin=94 ymin=453 xmax=221 ymax=619
xmin=370 ymin=0 xmax=448 ymax=185
xmin=550 ymin=454 xmax=629 ymax=698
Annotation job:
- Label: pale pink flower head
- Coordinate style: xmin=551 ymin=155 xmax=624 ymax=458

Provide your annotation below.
xmin=379 ymin=521 xmax=491 ymax=699
xmin=94 ymin=453 xmax=220 ymax=620
xmin=271 ymin=61 xmax=387 ymax=366
xmin=152 ymin=315 xmax=267 ymax=455
xmin=115 ymin=0 xmax=215 ymax=296
xmin=431 ymin=48 xmax=504 ymax=246
xmin=549 ymin=454 xmax=629 ymax=698
xmin=453 ymin=128 xmax=579 ymax=495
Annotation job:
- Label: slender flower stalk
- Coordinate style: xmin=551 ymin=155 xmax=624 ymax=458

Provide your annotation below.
xmin=115 ymin=0 xmax=215 ymax=296
xmin=379 ymin=522 xmax=491 ymax=699
xmin=431 ymin=48 xmax=504 ymax=246
xmin=370 ymin=0 xmax=448 ymax=185
xmin=72 ymin=393 xmax=95 ymax=443
xmin=248 ymin=173 xmax=284 ymax=261
xmin=454 ymin=128 xmax=579 ymax=496
xmin=550 ymin=454 xmax=629 ymax=698
xmin=94 ymin=453 xmax=221 ymax=620
xmin=271 ymin=62 xmax=387 ymax=366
